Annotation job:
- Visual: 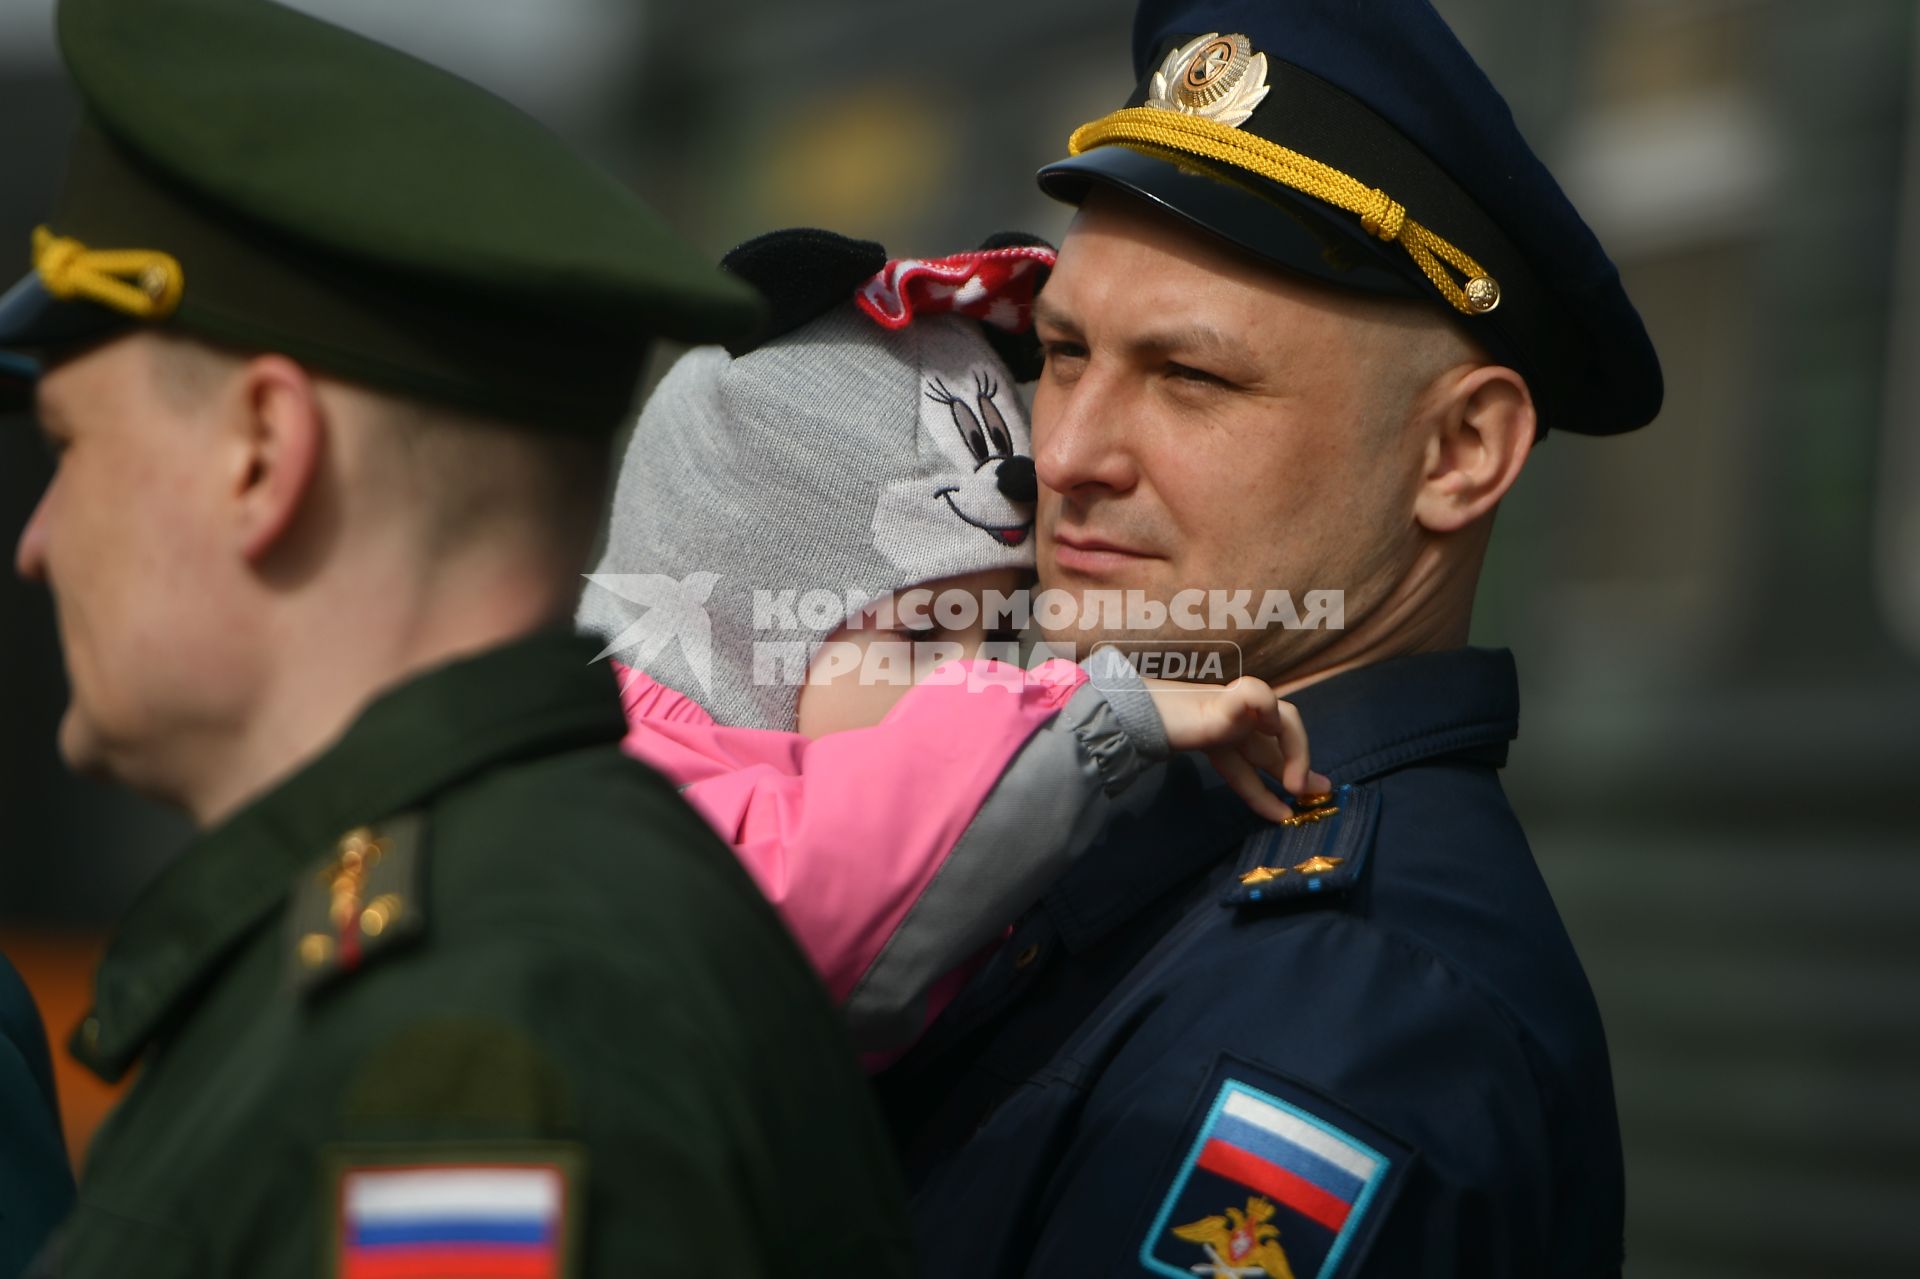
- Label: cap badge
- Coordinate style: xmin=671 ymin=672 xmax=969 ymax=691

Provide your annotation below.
xmin=1148 ymin=32 xmax=1270 ymax=129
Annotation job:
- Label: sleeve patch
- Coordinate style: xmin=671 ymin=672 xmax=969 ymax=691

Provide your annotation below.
xmin=330 ymin=1147 xmax=582 ymax=1279
xmin=1139 ymin=1060 xmax=1408 ymax=1279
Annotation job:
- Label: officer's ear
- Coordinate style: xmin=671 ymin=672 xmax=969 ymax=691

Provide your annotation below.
xmin=1409 ymin=362 xmax=1535 ymax=534
xmin=227 ymin=353 xmax=326 ymax=563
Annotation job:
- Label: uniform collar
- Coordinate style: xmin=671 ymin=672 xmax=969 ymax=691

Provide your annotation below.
xmin=1042 ymin=646 xmax=1521 ymax=955
xmin=76 ymin=629 xmax=626 ymax=1081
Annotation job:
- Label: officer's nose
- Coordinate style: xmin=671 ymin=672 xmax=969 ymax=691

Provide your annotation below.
xmin=1032 ymin=371 xmax=1139 ymax=499
xmin=995 ymin=455 xmax=1038 ymax=504
xmin=15 ymin=488 xmax=49 ymax=584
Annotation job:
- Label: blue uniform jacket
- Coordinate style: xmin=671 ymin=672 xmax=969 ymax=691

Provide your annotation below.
xmin=0 ymin=954 xmax=72 ymax=1277
xmin=877 ymin=647 xmax=1623 ymax=1279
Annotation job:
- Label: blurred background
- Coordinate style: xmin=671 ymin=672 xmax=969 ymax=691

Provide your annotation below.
xmin=1 ymin=0 xmax=1915 ymax=1274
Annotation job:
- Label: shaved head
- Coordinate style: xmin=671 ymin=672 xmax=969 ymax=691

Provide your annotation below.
xmin=145 ymin=331 xmax=610 ymax=575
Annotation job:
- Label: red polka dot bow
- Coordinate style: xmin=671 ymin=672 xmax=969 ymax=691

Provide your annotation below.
xmin=855 ymin=245 xmax=1057 ymax=334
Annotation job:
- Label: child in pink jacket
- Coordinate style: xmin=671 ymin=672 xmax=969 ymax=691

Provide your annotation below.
xmin=579 ymin=230 xmax=1324 ymax=1054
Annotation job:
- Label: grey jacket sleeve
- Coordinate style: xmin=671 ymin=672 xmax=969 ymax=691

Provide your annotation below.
xmin=843 ymin=648 xmax=1168 ymax=1052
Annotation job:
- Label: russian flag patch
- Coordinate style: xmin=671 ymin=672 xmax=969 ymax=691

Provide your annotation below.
xmin=335 ymin=1158 xmax=575 ymax=1279
xmin=1141 ymin=1065 xmax=1406 ymax=1279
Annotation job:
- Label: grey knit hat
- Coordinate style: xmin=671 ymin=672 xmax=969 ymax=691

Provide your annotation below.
xmin=579 ymin=232 xmax=1054 ymax=732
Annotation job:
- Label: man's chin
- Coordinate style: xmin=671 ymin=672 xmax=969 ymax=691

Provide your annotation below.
xmin=55 ymin=708 xmax=116 ymax=783
xmin=1031 ymin=611 xmax=1185 ymax=664
xmin=1029 ymin=629 xmax=1088 ymax=661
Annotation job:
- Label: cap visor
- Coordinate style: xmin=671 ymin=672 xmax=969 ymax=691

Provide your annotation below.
xmin=1037 ymin=143 xmax=1427 ymax=303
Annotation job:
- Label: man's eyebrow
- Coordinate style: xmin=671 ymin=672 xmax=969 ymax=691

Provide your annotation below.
xmin=1129 ymin=322 xmax=1258 ymax=369
xmin=1031 ymin=297 xmax=1080 ymax=335
xmin=1031 ymin=303 xmax=1267 ymax=374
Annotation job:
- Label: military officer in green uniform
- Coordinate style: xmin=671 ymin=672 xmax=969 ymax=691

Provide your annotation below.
xmin=0 ymin=0 xmax=913 ymax=1274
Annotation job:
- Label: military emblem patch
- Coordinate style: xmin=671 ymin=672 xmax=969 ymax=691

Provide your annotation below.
xmin=1141 ymin=1063 xmax=1406 ymax=1279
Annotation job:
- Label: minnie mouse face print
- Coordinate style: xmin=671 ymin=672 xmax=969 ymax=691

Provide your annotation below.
xmin=924 ymin=368 xmax=1035 ymax=547
xmin=870 ymin=321 xmax=1037 ymax=576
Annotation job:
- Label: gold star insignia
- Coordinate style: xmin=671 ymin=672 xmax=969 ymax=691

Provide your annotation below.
xmin=1292 ymin=855 xmax=1345 ymax=875
xmin=1277 ymin=804 xmax=1339 ymax=828
xmin=1239 ymin=866 xmax=1289 ymax=886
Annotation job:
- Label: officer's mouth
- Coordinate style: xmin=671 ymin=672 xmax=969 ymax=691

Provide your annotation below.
xmin=1049 ymin=530 xmax=1159 ymax=575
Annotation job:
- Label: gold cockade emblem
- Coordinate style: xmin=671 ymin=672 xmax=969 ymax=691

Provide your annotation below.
xmin=1147 ymin=32 xmax=1271 ymax=129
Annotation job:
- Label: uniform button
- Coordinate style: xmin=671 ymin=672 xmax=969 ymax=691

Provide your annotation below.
xmin=1014 ymin=942 xmax=1043 ymax=971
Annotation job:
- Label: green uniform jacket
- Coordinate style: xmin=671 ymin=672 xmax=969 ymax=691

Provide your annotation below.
xmin=1 ymin=956 xmax=72 ymax=1274
xmin=34 ymin=631 xmax=913 ymax=1277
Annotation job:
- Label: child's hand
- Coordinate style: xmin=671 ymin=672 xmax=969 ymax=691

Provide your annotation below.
xmin=1144 ymin=675 xmax=1332 ymax=824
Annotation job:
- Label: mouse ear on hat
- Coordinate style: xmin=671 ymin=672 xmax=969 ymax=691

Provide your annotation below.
xmin=720 ymin=228 xmax=889 ymax=356
xmin=852 ymin=231 xmax=1057 ymax=381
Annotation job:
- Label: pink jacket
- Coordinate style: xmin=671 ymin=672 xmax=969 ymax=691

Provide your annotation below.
xmin=614 ymin=654 xmax=1167 ymax=1053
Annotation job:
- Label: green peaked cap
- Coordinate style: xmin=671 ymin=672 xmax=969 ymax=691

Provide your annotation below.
xmin=0 ymin=0 xmax=765 ymax=431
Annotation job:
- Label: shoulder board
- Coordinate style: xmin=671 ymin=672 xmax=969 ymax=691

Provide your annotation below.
xmin=289 ymin=811 xmax=429 ymax=997
xmin=1223 ymin=782 xmax=1380 ymax=911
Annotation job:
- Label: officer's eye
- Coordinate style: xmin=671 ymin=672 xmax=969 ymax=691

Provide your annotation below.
xmin=1043 ymin=339 xmax=1088 ymax=367
xmin=1167 ymin=361 xmax=1230 ymax=389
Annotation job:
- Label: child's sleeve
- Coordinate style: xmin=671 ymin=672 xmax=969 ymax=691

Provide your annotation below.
xmin=839 ymin=646 xmax=1165 ymax=1051
xmin=617 ymin=651 xmax=1167 ymax=1054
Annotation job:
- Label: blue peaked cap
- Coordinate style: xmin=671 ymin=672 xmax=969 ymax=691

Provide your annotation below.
xmin=1038 ymin=0 xmax=1662 ymax=436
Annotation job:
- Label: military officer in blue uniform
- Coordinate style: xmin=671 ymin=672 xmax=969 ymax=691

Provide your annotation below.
xmin=876 ymin=2 xmax=1661 ymax=1276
